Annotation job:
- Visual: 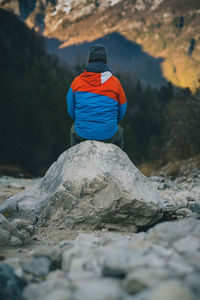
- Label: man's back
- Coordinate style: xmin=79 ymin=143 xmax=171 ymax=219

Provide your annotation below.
xmin=67 ymin=44 xmax=127 ymax=148
xmin=68 ymin=61 xmax=127 ymax=140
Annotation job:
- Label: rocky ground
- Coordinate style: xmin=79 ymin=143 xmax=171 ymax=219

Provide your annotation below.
xmin=0 ymin=176 xmax=40 ymax=204
xmin=0 ymin=174 xmax=199 ymax=300
xmin=0 ymin=143 xmax=200 ymax=300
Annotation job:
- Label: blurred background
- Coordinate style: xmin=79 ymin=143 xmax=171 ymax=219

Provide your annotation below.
xmin=0 ymin=0 xmax=200 ymax=177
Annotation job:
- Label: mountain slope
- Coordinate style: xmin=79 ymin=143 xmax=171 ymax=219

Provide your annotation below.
xmin=1 ymin=0 xmax=200 ymax=91
xmin=0 ymin=8 xmax=73 ymax=175
xmin=46 ymin=32 xmax=168 ymax=87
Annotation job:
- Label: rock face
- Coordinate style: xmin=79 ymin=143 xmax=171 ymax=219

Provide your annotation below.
xmin=1 ymin=155 xmax=200 ymax=300
xmin=0 ymin=141 xmax=164 ymax=231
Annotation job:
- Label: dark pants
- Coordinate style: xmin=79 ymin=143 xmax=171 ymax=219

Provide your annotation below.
xmin=70 ymin=124 xmax=124 ymax=150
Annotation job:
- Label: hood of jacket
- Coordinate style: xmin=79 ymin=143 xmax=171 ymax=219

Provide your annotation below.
xmin=79 ymin=62 xmax=112 ymax=87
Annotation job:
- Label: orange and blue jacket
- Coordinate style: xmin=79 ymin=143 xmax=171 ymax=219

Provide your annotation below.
xmin=67 ymin=62 xmax=127 ymax=140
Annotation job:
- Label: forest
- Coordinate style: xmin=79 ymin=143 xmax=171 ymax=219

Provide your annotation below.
xmin=0 ymin=9 xmax=200 ymax=176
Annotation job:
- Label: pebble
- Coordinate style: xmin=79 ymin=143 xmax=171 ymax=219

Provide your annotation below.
xmin=23 ymin=278 xmax=71 ymax=300
xmin=73 ymin=278 xmax=122 ymax=300
xmin=148 ymin=280 xmax=194 ymax=300
xmin=22 ymin=257 xmax=52 ymax=278
xmin=123 ymin=268 xmax=170 ymax=294
xmin=30 ymin=245 xmax=61 ymax=268
xmin=0 ymin=263 xmax=25 ymax=300
xmin=7 ymin=182 xmax=25 ymax=189
xmin=173 ymin=236 xmax=200 ymax=253
xmin=175 ymin=208 xmax=193 ymax=217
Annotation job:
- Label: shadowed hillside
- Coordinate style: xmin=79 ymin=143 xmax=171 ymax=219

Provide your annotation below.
xmin=46 ymin=32 xmax=168 ymax=88
xmin=0 ymin=8 xmax=73 ymax=175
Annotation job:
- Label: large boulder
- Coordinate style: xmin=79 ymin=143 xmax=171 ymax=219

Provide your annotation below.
xmin=0 ymin=141 xmax=164 ymax=231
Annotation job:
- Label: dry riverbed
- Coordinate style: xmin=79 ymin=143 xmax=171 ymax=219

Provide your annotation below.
xmin=0 ymin=170 xmax=200 ymax=300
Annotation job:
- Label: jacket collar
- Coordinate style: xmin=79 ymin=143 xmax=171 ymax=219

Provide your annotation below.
xmin=84 ymin=62 xmax=110 ymax=73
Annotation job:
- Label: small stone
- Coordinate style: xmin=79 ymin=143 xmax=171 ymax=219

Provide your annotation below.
xmin=15 ymin=267 xmax=24 ymax=279
xmin=30 ymin=245 xmax=61 ymax=268
xmin=0 ymin=214 xmax=26 ymax=247
xmin=0 ymin=263 xmax=25 ymax=300
xmin=149 ymin=280 xmax=194 ymax=300
xmin=184 ymin=251 xmax=200 ymax=270
xmin=102 ymin=249 xmax=138 ymax=278
xmin=73 ymin=278 xmax=122 ymax=300
xmin=11 ymin=218 xmax=35 ymax=237
xmin=46 ymin=270 xmax=67 ymax=280
xmin=61 ymin=233 xmax=100 ymax=274
xmin=185 ymin=273 xmax=200 ymax=295
xmin=188 ymin=202 xmax=200 ymax=214
xmin=59 ymin=241 xmax=74 ymax=248
xmin=23 ymin=278 xmax=71 ymax=300
xmin=149 ymin=244 xmax=174 ymax=258
xmin=42 ymin=289 xmax=72 ymax=300
xmin=10 ymin=236 xmax=23 ymax=246
xmin=146 ymin=218 xmax=199 ymax=247
xmin=175 ymin=208 xmax=193 ymax=217
xmin=149 ymin=176 xmax=165 ymax=183
xmin=2 ymin=257 xmax=23 ymax=270
xmin=22 ymin=257 xmax=52 ymax=278
xmin=163 ymin=181 xmax=174 ymax=189
xmin=173 ymin=191 xmax=190 ymax=208
xmin=7 ymin=182 xmax=25 ymax=189
xmin=173 ymin=236 xmax=200 ymax=253
xmin=167 ymin=252 xmax=193 ymax=276
xmin=174 ymin=177 xmax=186 ymax=184
xmin=123 ymin=268 xmax=170 ymax=294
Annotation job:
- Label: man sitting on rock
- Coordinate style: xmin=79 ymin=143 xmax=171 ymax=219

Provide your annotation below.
xmin=66 ymin=44 xmax=127 ymax=149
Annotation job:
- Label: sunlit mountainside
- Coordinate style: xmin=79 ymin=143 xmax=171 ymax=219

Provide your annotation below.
xmin=1 ymin=0 xmax=200 ymax=91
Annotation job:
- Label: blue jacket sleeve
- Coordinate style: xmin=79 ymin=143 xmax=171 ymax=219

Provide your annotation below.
xmin=118 ymin=102 xmax=127 ymax=122
xmin=66 ymin=86 xmax=75 ymax=120
xmin=117 ymin=80 xmax=127 ymax=122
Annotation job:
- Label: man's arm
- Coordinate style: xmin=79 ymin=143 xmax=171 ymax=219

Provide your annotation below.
xmin=117 ymin=81 xmax=127 ymax=122
xmin=66 ymin=85 xmax=75 ymax=120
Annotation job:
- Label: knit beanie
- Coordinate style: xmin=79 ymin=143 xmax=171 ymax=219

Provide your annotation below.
xmin=88 ymin=44 xmax=107 ymax=63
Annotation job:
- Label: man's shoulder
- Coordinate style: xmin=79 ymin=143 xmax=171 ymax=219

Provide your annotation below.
xmin=71 ymin=74 xmax=82 ymax=89
xmin=72 ymin=74 xmax=82 ymax=83
xmin=109 ymin=75 xmax=123 ymax=90
xmin=110 ymin=75 xmax=121 ymax=84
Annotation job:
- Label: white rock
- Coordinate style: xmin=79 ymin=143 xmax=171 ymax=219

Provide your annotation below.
xmin=102 ymin=248 xmax=141 ymax=277
xmin=0 ymin=141 xmax=164 ymax=231
xmin=172 ymin=191 xmax=192 ymax=209
xmin=42 ymin=289 xmax=72 ymax=300
xmin=146 ymin=218 xmax=200 ymax=246
xmin=124 ymin=268 xmax=170 ymax=294
xmin=173 ymin=236 xmax=200 ymax=253
xmin=0 ymin=213 xmax=26 ymax=247
xmin=149 ymin=280 xmax=194 ymax=300
xmin=7 ymin=182 xmax=25 ymax=189
xmin=2 ymin=257 xmax=23 ymax=270
xmin=175 ymin=208 xmax=193 ymax=217
xmin=73 ymin=278 xmax=122 ymax=300
xmin=23 ymin=278 xmax=71 ymax=300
